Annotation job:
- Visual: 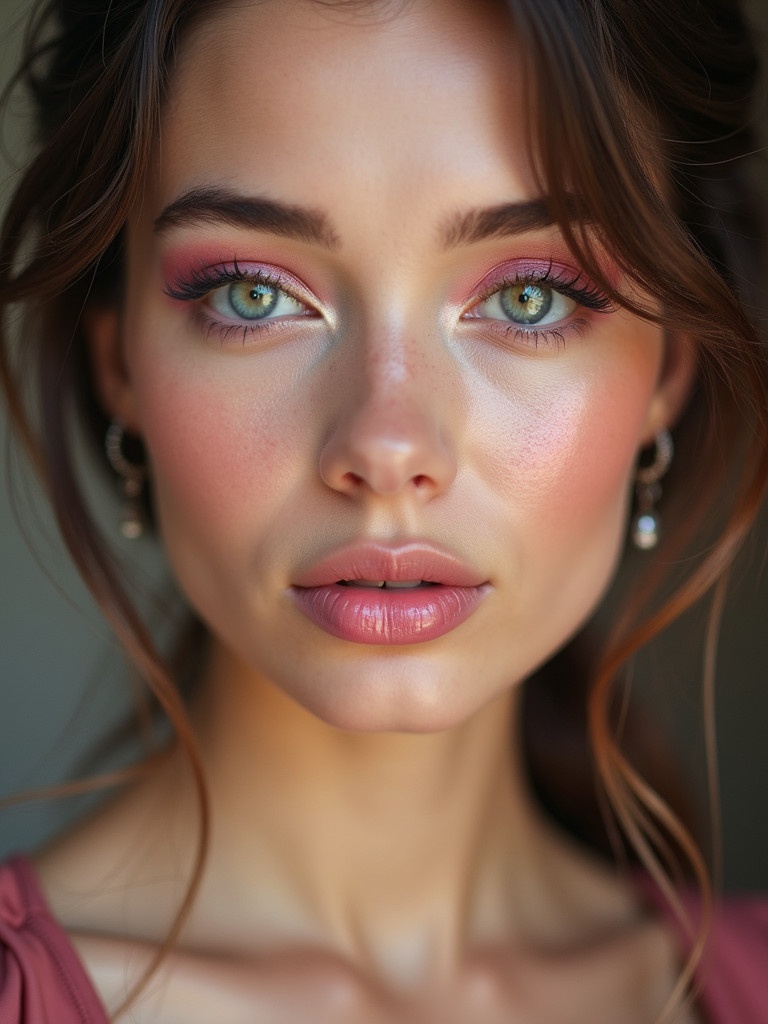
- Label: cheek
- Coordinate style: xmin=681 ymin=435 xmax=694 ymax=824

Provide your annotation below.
xmin=519 ymin=388 xmax=643 ymax=527
xmin=481 ymin=339 xmax=660 ymax=523
xmin=130 ymin=356 xmax=307 ymax=546
xmin=470 ymin=333 xmax=663 ymax=618
xmin=475 ymin=392 xmax=640 ymax=533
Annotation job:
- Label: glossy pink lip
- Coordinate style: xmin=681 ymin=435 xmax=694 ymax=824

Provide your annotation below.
xmin=290 ymin=542 xmax=490 ymax=645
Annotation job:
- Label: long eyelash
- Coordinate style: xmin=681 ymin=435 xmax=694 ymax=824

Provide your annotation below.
xmin=164 ymin=259 xmax=285 ymax=302
xmin=477 ymin=263 xmax=617 ymax=316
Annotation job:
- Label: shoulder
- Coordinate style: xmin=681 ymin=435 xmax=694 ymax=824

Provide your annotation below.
xmin=0 ymin=856 xmax=109 ymax=1024
xmin=675 ymin=888 xmax=768 ymax=1024
xmin=698 ymin=895 xmax=768 ymax=1022
xmin=634 ymin=876 xmax=768 ymax=1023
xmin=709 ymin=892 xmax=768 ymax=945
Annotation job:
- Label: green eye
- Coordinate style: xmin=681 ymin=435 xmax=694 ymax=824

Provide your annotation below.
xmin=470 ymin=278 xmax=576 ymax=328
xmin=209 ymin=278 xmax=307 ymax=321
xmin=227 ymin=281 xmax=280 ymax=319
xmin=499 ymin=282 xmax=552 ymax=325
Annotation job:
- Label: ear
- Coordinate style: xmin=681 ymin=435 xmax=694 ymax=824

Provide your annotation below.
xmin=85 ymin=305 xmax=141 ymax=433
xmin=641 ymin=331 xmax=698 ymax=441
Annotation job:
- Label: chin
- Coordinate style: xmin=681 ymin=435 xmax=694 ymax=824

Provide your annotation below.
xmin=281 ymin=662 xmax=510 ymax=735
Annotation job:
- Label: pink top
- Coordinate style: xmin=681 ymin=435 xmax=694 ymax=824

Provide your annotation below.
xmin=663 ymin=888 xmax=768 ymax=1023
xmin=0 ymin=855 xmax=766 ymax=1023
xmin=0 ymin=857 xmax=108 ymax=1024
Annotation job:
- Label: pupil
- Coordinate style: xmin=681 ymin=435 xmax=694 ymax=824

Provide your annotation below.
xmin=229 ymin=281 xmax=279 ymax=319
xmin=500 ymin=282 xmax=552 ymax=325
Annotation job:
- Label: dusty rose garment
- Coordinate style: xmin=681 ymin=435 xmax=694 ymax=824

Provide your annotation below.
xmin=0 ymin=855 xmax=766 ymax=1023
xmin=0 ymin=857 xmax=108 ymax=1024
xmin=662 ymin=888 xmax=768 ymax=1023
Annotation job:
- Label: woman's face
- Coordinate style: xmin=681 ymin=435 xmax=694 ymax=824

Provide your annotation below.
xmin=95 ymin=0 xmax=681 ymax=732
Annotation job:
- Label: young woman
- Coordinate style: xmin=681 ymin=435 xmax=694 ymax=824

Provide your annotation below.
xmin=1 ymin=0 xmax=767 ymax=1021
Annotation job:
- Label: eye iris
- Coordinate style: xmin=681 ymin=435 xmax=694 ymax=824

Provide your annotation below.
xmin=228 ymin=280 xmax=279 ymax=319
xmin=499 ymin=282 xmax=552 ymax=325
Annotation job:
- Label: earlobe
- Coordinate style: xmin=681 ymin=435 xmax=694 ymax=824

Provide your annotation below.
xmin=84 ymin=305 xmax=141 ymax=432
xmin=642 ymin=331 xmax=698 ymax=441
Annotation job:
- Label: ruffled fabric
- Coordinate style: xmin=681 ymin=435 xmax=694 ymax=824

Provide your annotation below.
xmin=0 ymin=856 xmax=108 ymax=1023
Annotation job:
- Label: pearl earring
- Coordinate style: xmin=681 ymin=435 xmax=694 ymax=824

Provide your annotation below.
xmin=631 ymin=429 xmax=673 ymax=551
xmin=104 ymin=422 xmax=147 ymax=540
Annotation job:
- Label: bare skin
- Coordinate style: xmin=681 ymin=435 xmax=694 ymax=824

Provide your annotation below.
xmin=35 ymin=0 xmax=701 ymax=1020
xmin=37 ymin=677 xmax=700 ymax=1023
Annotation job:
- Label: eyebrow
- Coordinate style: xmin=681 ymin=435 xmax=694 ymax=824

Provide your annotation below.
xmin=154 ymin=186 xmax=341 ymax=249
xmin=439 ymin=199 xmax=561 ymax=248
xmin=154 ymin=187 xmax=576 ymax=251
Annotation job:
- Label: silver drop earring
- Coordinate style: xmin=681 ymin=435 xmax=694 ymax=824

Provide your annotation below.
xmin=631 ymin=429 xmax=673 ymax=551
xmin=105 ymin=422 xmax=147 ymax=540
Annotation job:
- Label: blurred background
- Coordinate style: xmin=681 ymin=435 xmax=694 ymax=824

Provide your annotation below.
xmin=1 ymin=0 xmax=767 ymax=890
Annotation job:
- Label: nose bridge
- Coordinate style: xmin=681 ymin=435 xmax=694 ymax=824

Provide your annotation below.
xmin=318 ymin=315 xmax=458 ymax=499
xmin=359 ymin=322 xmax=425 ymax=424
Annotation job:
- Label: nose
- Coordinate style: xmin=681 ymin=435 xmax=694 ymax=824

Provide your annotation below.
xmin=318 ymin=337 xmax=458 ymax=500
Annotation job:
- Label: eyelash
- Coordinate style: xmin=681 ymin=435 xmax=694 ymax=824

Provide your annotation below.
xmin=165 ymin=261 xmax=313 ymax=343
xmin=165 ymin=261 xmax=616 ymax=348
xmin=468 ymin=265 xmax=616 ymax=349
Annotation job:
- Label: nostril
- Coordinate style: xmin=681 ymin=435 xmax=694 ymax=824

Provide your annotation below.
xmin=319 ymin=410 xmax=458 ymax=499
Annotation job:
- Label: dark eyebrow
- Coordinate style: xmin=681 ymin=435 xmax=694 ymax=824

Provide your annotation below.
xmin=154 ymin=186 xmax=341 ymax=249
xmin=440 ymin=197 xmax=581 ymax=248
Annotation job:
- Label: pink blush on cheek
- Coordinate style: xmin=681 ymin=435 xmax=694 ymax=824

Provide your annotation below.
xmin=483 ymin=384 xmax=651 ymax=536
xmin=140 ymin=380 xmax=304 ymax=542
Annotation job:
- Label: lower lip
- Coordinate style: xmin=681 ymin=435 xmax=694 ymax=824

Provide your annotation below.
xmin=290 ymin=584 xmax=488 ymax=645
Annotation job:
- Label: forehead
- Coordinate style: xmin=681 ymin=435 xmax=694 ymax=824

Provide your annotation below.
xmin=171 ymin=0 xmax=518 ymax=100
xmin=154 ymin=0 xmax=536 ymax=214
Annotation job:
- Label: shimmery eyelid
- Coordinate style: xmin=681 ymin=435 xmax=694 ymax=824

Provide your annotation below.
xmin=162 ymin=260 xmax=324 ymax=347
xmin=163 ymin=259 xmax=314 ymax=305
xmin=461 ymin=259 xmax=615 ymax=353
xmin=466 ymin=258 xmax=567 ymax=299
xmin=474 ymin=260 xmax=581 ymax=295
xmin=465 ymin=261 xmax=615 ymax=320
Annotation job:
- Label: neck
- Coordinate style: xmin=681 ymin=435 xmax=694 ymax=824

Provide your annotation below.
xmin=39 ymin=640 xmax=638 ymax=993
xmin=164 ymin=642 xmax=630 ymax=984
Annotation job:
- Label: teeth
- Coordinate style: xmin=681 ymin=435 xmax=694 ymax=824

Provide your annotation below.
xmin=339 ymin=580 xmax=427 ymax=589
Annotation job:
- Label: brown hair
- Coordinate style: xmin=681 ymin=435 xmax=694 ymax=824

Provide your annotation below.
xmin=2 ymin=0 xmax=767 ymax=1018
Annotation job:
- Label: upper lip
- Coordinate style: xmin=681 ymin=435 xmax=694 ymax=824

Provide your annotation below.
xmin=292 ymin=540 xmax=488 ymax=588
